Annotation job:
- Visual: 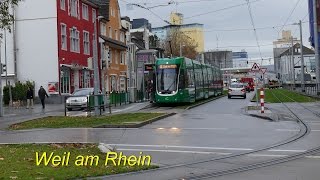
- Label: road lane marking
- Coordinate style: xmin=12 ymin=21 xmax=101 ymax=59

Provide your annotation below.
xmin=247 ymin=154 xmax=288 ymax=157
xmin=107 ymin=144 xmax=254 ymax=151
xmin=154 ymin=128 xmax=228 ymax=130
xmin=117 ymin=148 xmax=232 ymax=155
xmin=306 ymin=156 xmax=320 ymax=159
xmin=268 ymin=149 xmax=306 ymax=153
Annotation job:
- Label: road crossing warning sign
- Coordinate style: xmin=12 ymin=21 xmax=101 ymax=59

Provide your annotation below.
xmin=251 ymin=63 xmax=260 ymax=72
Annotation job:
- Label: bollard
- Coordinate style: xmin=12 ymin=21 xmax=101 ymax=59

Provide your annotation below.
xmin=260 ymin=88 xmax=265 ymax=114
xmin=64 ymin=96 xmax=67 ymax=117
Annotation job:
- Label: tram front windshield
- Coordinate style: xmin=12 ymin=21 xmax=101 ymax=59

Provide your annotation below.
xmin=157 ymin=64 xmax=179 ymax=94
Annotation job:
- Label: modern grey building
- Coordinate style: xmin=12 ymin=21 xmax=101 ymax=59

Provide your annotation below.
xmin=202 ymin=50 xmax=233 ymax=68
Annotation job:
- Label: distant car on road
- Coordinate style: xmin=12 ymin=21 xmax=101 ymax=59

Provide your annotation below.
xmin=240 ymin=77 xmax=254 ymax=91
xmin=66 ymin=88 xmax=104 ymax=111
xmin=228 ymin=83 xmax=246 ymax=99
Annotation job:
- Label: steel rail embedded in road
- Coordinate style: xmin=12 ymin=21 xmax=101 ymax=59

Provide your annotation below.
xmin=104 ymin=96 xmax=310 ymax=180
xmin=177 ymin=91 xmax=313 ymax=180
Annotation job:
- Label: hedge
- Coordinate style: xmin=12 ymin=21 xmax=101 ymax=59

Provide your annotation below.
xmin=3 ymin=81 xmax=34 ymax=105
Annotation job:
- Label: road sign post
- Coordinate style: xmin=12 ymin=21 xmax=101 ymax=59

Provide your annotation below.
xmin=251 ymin=63 xmax=261 ymax=106
xmin=260 ymin=68 xmax=267 ymax=88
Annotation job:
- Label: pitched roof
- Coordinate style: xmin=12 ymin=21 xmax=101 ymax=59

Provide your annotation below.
xmin=280 ymin=43 xmax=315 ymax=57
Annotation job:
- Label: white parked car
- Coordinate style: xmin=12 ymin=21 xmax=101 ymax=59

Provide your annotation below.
xmin=228 ymin=83 xmax=246 ymax=99
xmin=66 ymin=88 xmax=105 ymax=111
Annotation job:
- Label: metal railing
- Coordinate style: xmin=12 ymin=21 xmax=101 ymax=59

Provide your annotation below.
xmin=283 ymin=84 xmax=320 ymax=97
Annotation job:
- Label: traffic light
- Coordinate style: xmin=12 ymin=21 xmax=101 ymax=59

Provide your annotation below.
xmin=0 ymin=63 xmax=6 ymax=74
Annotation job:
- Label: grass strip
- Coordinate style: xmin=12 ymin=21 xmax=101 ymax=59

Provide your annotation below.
xmin=9 ymin=113 xmax=165 ymax=130
xmin=0 ymin=144 xmax=156 ymax=179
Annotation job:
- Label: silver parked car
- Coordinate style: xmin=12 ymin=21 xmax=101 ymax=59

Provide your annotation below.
xmin=228 ymin=83 xmax=246 ymax=99
xmin=66 ymin=88 xmax=100 ymax=111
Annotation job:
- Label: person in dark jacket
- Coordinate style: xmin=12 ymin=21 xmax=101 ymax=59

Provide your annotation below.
xmin=38 ymin=86 xmax=49 ymax=109
xmin=26 ymin=87 xmax=34 ymax=109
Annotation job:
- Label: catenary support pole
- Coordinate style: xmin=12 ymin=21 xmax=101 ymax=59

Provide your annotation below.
xmin=313 ymin=0 xmax=320 ymax=94
xmin=299 ymin=20 xmax=305 ymax=92
xmin=291 ymin=37 xmax=296 ymax=90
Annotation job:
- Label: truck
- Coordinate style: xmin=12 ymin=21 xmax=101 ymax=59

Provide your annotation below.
xmin=240 ymin=77 xmax=254 ymax=92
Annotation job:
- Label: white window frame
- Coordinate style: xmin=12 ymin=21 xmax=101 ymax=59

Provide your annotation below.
xmin=83 ymin=31 xmax=90 ymax=55
xmin=115 ymin=51 xmax=118 ymax=64
xmin=120 ymin=52 xmax=125 ymax=64
xmin=60 ymin=0 xmax=66 ymax=10
xmin=70 ymin=0 xmax=78 ymax=17
xmin=61 ymin=23 xmax=67 ymax=50
xmin=82 ymin=3 xmax=89 ymax=20
xmin=109 ymin=27 xmax=112 ymax=38
xmin=115 ymin=30 xmax=118 ymax=40
xmin=70 ymin=27 xmax=80 ymax=53
xmin=92 ymin=9 xmax=96 ymax=23
xmin=100 ymin=23 xmax=107 ymax=36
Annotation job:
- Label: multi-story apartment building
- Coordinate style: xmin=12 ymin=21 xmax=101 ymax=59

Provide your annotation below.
xmin=0 ymin=0 xmax=99 ymax=95
xmin=94 ymin=0 xmax=127 ymax=93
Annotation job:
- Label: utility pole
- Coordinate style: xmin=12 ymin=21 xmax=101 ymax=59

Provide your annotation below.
xmin=0 ymin=43 xmax=3 ymax=117
xmin=93 ymin=16 xmax=100 ymax=116
xmin=313 ymin=0 xmax=320 ymax=94
xmin=291 ymin=37 xmax=296 ymax=90
xmin=299 ymin=20 xmax=305 ymax=92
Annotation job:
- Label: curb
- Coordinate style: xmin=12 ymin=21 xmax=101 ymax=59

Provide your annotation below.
xmin=247 ymin=114 xmax=273 ymax=121
xmin=185 ymin=94 xmax=227 ymax=110
xmin=94 ymin=112 xmax=176 ymax=128
xmin=244 ymin=106 xmax=279 ymax=122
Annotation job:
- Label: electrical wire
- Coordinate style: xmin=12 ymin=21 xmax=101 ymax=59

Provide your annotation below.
xmin=278 ymin=0 xmax=302 ymax=35
xmin=245 ymin=0 xmax=263 ymax=65
xmin=184 ymin=0 xmax=262 ymax=20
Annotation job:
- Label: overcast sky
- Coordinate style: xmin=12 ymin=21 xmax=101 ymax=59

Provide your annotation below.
xmin=119 ymin=0 xmax=310 ymax=59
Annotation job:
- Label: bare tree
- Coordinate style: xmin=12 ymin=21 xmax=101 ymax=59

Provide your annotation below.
xmin=162 ymin=28 xmax=198 ymax=59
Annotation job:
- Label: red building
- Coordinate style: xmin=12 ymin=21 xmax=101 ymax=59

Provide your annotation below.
xmin=57 ymin=0 xmax=99 ymax=94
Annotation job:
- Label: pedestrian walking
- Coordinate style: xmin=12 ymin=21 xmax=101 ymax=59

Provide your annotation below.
xmin=26 ymin=87 xmax=34 ymax=109
xmin=38 ymin=86 xmax=49 ymax=109
xmin=147 ymin=79 xmax=154 ymax=103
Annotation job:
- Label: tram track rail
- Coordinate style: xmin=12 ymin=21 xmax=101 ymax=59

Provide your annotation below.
xmin=105 ymin=92 xmax=313 ymax=180
xmin=173 ymin=90 xmax=314 ymax=179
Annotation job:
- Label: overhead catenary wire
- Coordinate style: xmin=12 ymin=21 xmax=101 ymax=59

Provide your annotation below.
xmin=278 ymin=0 xmax=302 ymax=35
xmin=245 ymin=0 xmax=263 ymax=65
xmin=184 ymin=0 xmax=262 ymax=20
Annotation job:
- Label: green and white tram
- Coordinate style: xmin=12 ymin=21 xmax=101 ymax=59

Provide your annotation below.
xmin=155 ymin=57 xmax=223 ymax=104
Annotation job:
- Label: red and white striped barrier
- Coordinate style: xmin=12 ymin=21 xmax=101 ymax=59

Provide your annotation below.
xmin=260 ymin=88 xmax=264 ymax=113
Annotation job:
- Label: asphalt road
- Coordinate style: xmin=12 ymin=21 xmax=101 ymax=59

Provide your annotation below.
xmin=2 ymin=92 xmax=320 ymax=180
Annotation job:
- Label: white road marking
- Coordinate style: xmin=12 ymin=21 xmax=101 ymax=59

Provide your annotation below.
xmin=247 ymin=154 xmax=288 ymax=157
xmin=268 ymin=149 xmax=306 ymax=153
xmin=117 ymin=148 xmax=232 ymax=155
xmin=107 ymin=144 xmax=254 ymax=151
xmin=155 ymin=128 xmax=228 ymax=130
xmin=306 ymin=156 xmax=320 ymax=159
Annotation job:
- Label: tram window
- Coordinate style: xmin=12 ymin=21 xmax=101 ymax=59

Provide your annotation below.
xmin=187 ymin=70 xmax=194 ymax=88
xmin=178 ymin=69 xmax=185 ymax=89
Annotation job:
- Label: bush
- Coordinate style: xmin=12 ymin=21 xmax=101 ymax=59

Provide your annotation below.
xmin=3 ymin=81 xmax=34 ymax=105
